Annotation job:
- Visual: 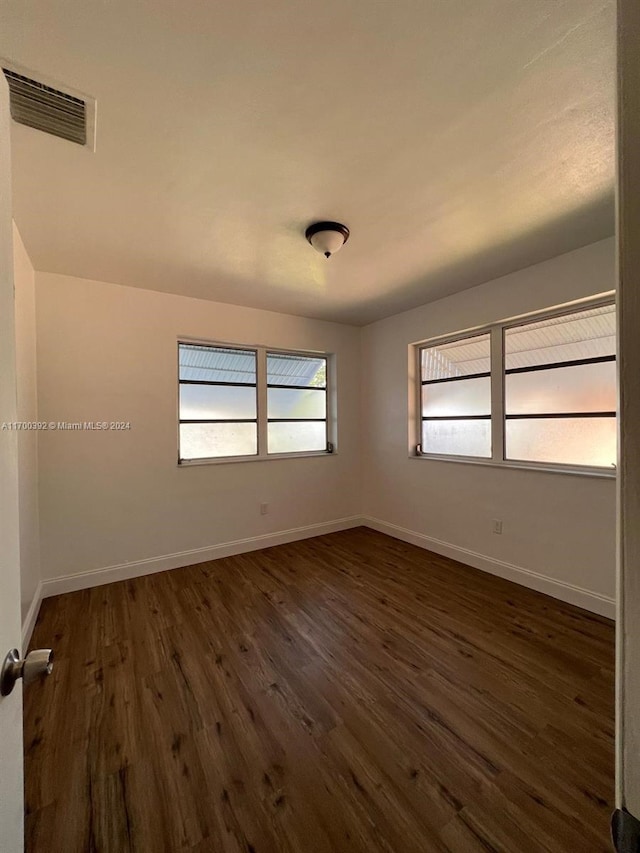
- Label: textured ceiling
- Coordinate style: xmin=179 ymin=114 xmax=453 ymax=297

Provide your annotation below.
xmin=0 ymin=0 xmax=615 ymax=325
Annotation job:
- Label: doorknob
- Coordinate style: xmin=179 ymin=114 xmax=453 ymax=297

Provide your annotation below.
xmin=0 ymin=648 xmax=54 ymax=696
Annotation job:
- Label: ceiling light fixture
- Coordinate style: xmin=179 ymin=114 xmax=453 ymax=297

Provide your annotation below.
xmin=305 ymin=221 xmax=350 ymax=258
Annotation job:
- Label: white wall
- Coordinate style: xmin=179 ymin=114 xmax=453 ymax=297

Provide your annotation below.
xmin=35 ymin=272 xmax=362 ymax=587
xmin=13 ymin=224 xmax=40 ymax=634
xmin=361 ymin=238 xmax=616 ymax=616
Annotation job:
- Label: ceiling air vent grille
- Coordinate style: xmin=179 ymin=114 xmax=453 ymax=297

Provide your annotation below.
xmin=3 ymin=68 xmax=86 ymax=145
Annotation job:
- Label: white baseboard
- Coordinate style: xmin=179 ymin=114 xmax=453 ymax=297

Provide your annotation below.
xmin=22 ymin=581 xmax=43 ymax=651
xmin=362 ymin=516 xmax=616 ymax=620
xmin=38 ymin=514 xmax=615 ymax=621
xmin=41 ymin=516 xmax=365 ymax=598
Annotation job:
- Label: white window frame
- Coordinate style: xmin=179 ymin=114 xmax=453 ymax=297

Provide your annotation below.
xmin=178 ymin=339 xmax=335 ymax=466
xmin=413 ymin=294 xmax=616 ymax=478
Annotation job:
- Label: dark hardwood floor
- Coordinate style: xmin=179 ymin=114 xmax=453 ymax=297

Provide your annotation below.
xmin=24 ymin=527 xmax=615 ymax=852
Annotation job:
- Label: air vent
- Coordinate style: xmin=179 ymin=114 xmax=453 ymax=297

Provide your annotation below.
xmin=3 ymin=67 xmax=88 ymax=145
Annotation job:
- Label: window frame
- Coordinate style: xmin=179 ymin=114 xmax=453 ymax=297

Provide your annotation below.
xmin=177 ymin=339 xmax=334 ymax=465
xmin=413 ymin=294 xmax=617 ymax=478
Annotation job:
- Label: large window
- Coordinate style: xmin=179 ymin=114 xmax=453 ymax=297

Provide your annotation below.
xmin=178 ymin=343 xmax=331 ymax=462
xmin=417 ymin=299 xmax=616 ymax=472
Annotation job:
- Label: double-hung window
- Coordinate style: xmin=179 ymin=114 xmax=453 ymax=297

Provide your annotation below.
xmin=178 ymin=342 xmax=331 ymax=462
xmin=417 ymin=298 xmax=616 ymax=473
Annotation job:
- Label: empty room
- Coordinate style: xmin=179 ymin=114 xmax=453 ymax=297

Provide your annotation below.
xmin=2 ymin=1 xmax=640 ymax=851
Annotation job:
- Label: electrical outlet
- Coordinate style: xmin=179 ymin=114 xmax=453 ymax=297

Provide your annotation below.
xmin=492 ymin=519 xmax=503 ymax=535
xmin=260 ymin=503 xmax=269 ymax=515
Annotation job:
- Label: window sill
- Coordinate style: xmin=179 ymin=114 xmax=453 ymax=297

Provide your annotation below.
xmin=408 ymin=453 xmax=616 ymax=479
xmin=178 ymin=450 xmax=336 ymax=467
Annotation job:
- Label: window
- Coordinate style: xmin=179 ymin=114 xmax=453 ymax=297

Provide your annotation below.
xmin=416 ymin=298 xmax=616 ymax=472
xmin=504 ymin=304 xmax=616 ymax=468
xmin=267 ymin=352 xmax=328 ymax=453
xmin=420 ymin=333 xmax=492 ymax=458
xmin=178 ymin=343 xmax=331 ymax=462
xmin=179 ymin=344 xmax=258 ymax=460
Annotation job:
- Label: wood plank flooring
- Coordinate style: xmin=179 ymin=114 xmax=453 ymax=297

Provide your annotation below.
xmin=24 ymin=527 xmax=615 ymax=852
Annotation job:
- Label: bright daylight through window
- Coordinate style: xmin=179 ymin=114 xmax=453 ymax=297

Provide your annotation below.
xmin=266 ymin=352 xmax=328 ymax=453
xmin=420 ymin=333 xmax=492 ymax=458
xmin=418 ymin=300 xmax=616 ymax=471
xmin=179 ymin=343 xmax=330 ymax=462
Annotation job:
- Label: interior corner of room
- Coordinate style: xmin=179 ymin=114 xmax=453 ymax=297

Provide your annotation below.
xmin=2 ymin=0 xmax=636 ymax=850
xmin=13 ymin=234 xmax=617 ymax=635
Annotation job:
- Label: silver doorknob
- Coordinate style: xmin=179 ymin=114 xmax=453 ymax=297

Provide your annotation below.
xmin=0 ymin=648 xmax=54 ymax=696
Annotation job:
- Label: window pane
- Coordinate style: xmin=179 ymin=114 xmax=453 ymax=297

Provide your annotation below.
xmin=268 ymin=387 xmax=326 ymax=420
xmin=180 ymin=384 xmax=257 ymax=420
xmin=268 ymin=421 xmax=326 ymax=453
xmin=505 ymin=416 xmax=616 ymax=467
xmin=180 ymin=423 xmax=257 ymax=459
xmin=422 ymin=376 xmax=490 ymax=417
xmin=421 ymin=333 xmax=490 ymax=381
xmin=267 ymin=353 xmax=326 ymax=387
xmin=179 ymin=344 xmax=256 ymax=384
xmin=504 ymin=304 xmax=615 ymax=370
xmin=505 ymin=361 xmax=616 ymax=415
xmin=422 ymin=420 xmax=491 ymax=457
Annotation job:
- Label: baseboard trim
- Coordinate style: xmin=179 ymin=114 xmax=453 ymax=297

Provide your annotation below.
xmin=22 ymin=581 xmax=43 ymax=651
xmin=41 ymin=516 xmax=365 ymax=598
xmin=38 ymin=515 xmax=614 ymax=619
xmin=362 ymin=516 xmax=616 ymax=619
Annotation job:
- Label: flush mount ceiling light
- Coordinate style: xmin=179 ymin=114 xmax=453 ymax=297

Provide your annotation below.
xmin=305 ymin=221 xmax=350 ymax=258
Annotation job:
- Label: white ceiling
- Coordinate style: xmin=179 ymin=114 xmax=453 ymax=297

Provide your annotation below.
xmin=0 ymin=0 xmax=615 ymax=325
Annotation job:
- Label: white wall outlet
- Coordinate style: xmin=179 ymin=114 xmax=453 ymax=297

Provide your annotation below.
xmin=260 ymin=503 xmax=269 ymax=515
xmin=492 ymin=519 xmax=503 ymax=534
